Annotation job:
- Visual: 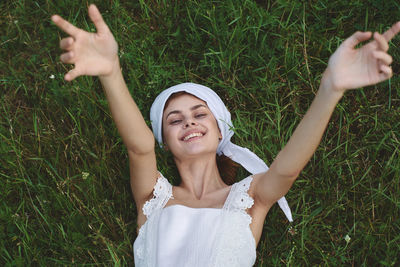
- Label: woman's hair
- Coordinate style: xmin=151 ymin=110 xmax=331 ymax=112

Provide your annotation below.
xmin=216 ymin=154 xmax=239 ymax=185
xmin=164 ymin=92 xmax=239 ymax=185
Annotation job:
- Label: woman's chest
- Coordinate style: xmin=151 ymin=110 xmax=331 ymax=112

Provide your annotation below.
xmin=165 ymin=185 xmax=232 ymax=209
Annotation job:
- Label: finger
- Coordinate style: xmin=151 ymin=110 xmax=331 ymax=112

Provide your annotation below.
xmin=382 ymin=21 xmax=400 ymax=42
xmin=88 ymin=4 xmax=109 ymax=34
xmin=51 ymin=15 xmax=80 ymax=36
xmin=60 ymin=37 xmax=74 ymax=50
xmin=65 ymin=68 xmax=81 ymax=82
xmin=342 ymin=31 xmax=372 ymax=48
xmin=60 ymin=51 xmax=74 ymax=64
xmin=373 ymin=51 xmax=393 ymax=65
xmin=379 ymin=65 xmax=393 ymax=78
xmin=374 ymin=32 xmax=389 ymax=52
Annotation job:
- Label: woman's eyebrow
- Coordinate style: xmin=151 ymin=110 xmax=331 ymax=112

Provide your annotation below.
xmin=191 ymin=104 xmax=207 ymax=111
xmin=166 ymin=104 xmax=207 ymax=119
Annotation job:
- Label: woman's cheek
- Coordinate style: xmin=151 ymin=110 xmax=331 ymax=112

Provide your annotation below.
xmin=164 ymin=127 xmax=179 ymax=145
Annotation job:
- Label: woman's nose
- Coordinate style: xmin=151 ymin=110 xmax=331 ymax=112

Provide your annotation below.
xmin=184 ymin=120 xmax=197 ymax=128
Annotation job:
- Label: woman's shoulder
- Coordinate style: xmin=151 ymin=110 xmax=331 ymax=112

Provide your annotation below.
xmin=142 ymin=173 xmax=173 ymax=217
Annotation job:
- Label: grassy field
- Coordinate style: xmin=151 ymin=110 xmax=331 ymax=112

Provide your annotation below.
xmin=1 ymin=0 xmax=400 ymax=266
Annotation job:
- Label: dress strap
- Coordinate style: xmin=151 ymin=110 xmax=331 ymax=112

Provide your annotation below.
xmin=223 ymin=176 xmax=254 ymax=221
xmin=142 ymin=173 xmax=173 ymax=219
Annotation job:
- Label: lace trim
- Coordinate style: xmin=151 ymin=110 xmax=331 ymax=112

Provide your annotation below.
xmin=142 ymin=174 xmax=173 ymax=218
xmin=223 ymin=176 xmax=254 ymax=223
xmin=135 ymin=226 xmax=145 ymax=259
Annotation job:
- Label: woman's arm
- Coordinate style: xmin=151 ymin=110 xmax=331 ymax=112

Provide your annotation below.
xmin=255 ymin=23 xmax=400 ymax=207
xmin=52 ymin=5 xmax=158 ymax=211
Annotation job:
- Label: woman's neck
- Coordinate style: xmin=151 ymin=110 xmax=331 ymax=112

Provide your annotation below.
xmin=174 ymin=154 xmax=226 ymax=200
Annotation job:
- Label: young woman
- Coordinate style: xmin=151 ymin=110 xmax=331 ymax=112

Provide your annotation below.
xmin=52 ymin=4 xmax=399 ymax=267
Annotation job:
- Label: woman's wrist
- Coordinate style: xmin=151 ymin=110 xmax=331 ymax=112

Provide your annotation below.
xmin=319 ymin=68 xmax=345 ymax=101
xmin=99 ymin=58 xmax=122 ymax=81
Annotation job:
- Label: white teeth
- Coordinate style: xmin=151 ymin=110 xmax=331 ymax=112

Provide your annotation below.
xmin=183 ymin=132 xmax=203 ymax=141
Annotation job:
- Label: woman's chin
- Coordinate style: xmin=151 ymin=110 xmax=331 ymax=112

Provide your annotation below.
xmin=174 ymin=144 xmax=218 ymax=159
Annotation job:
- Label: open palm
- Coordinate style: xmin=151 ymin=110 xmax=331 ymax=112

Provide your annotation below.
xmin=52 ymin=4 xmax=118 ymax=81
xmin=326 ymin=22 xmax=400 ymax=92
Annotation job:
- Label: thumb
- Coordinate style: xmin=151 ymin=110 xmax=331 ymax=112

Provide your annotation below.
xmin=88 ymin=4 xmax=109 ymax=34
xmin=65 ymin=68 xmax=81 ymax=81
xmin=342 ymin=31 xmax=372 ymax=49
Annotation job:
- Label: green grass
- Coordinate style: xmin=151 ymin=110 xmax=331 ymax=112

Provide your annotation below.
xmin=1 ymin=0 xmax=400 ymax=265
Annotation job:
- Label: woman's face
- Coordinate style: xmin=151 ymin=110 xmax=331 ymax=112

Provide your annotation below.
xmin=162 ymin=93 xmax=222 ymax=159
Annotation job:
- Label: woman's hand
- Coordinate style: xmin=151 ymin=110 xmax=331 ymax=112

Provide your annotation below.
xmin=52 ymin=4 xmax=118 ymax=81
xmin=323 ymin=21 xmax=400 ymax=93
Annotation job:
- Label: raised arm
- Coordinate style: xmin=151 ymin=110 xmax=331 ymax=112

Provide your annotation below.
xmin=52 ymin=5 xmax=158 ymax=216
xmin=254 ymin=22 xmax=400 ymax=208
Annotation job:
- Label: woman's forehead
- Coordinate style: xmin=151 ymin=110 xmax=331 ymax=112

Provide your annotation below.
xmin=163 ymin=93 xmax=208 ymax=114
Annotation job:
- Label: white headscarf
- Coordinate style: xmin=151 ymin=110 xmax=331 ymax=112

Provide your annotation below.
xmin=150 ymin=82 xmax=293 ymax=222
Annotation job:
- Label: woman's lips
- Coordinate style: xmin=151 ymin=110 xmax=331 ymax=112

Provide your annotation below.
xmin=181 ymin=132 xmax=205 ymax=141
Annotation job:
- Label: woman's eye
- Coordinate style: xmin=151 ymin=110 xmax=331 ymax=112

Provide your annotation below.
xmin=170 ymin=119 xmax=182 ymax=125
xmin=195 ymin=114 xmax=206 ymax=118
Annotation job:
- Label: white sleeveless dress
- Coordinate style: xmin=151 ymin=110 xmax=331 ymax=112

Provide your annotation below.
xmin=133 ymin=174 xmax=257 ymax=267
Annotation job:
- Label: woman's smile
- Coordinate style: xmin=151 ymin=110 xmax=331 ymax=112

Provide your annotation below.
xmin=181 ymin=131 xmax=206 ymax=142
